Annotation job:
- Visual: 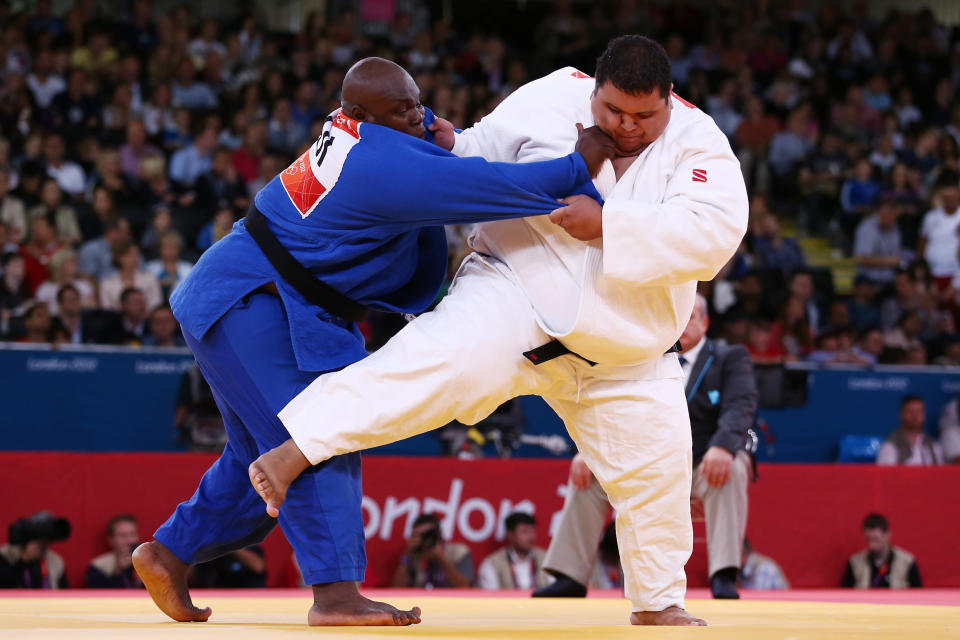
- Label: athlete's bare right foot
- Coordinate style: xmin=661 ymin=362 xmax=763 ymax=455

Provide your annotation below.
xmin=248 ymin=438 xmax=311 ymax=517
xmin=132 ymin=541 xmax=211 ymax=622
xmin=631 ymin=606 xmax=706 ymax=626
xmin=307 ymin=581 xmax=421 ymax=626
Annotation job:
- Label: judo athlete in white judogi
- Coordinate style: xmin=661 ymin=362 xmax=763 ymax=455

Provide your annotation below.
xmin=251 ymin=36 xmax=748 ymax=626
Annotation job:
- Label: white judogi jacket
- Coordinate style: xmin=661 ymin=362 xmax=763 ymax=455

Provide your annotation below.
xmin=453 ymin=68 xmax=748 ymax=366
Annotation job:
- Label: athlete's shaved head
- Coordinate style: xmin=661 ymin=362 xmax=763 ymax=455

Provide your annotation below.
xmin=341 ymin=57 xmax=426 ymax=138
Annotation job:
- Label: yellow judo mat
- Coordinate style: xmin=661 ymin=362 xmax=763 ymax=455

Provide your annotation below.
xmin=2 ymin=592 xmax=959 ymax=640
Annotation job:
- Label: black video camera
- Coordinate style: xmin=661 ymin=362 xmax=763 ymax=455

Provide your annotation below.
xmin=417 ymin=527 xmax=440 ymax=553
xmin=8 ymin=512 xmax=71 ymax=546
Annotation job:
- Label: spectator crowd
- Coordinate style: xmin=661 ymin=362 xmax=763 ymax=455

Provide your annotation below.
xmin=0 ymin=0 xmax=956 ymax=364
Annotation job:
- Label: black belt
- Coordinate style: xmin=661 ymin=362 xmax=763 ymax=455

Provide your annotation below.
xmin=244 ymin=206 xmax=367 ymax=323
xmin=523 ymin=340 xmax=682 ymax=367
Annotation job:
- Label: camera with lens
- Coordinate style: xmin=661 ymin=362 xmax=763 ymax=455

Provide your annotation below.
xmin=8 ymin=512 xmax=71 ymax=546
xmin=417 ymin=527 xmax=440 ymax=553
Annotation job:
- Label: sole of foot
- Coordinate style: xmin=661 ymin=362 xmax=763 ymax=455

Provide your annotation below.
xmin=132 ymin=541 xmax=212 ymax=622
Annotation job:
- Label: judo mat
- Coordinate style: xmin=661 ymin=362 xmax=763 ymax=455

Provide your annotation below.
xmin=2 ymin=588 xmax=959 ymax=639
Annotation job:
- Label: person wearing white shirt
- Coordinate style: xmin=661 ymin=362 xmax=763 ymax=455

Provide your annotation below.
xmin=876 ymin=396 xmax=945 ymax=466
xmin=917 ymin=180 xmax=960 ymax=284
xmin=740 ymin=538 xmax=789 ymax=590
xmin=678 ymin=329 xmax=706 ymax=379
xmin=34 ymin=247 xmax=95 ymax=315
xmin=936 ymin=397 xmax=960 ymax=464
xmin=144 ymin=231 xmax=193 ymax=301
xmin=476 ymin=512 xmax=550 ymax=590
xmin=252 ymin=37 xmax=747 ymax=626
xmin=43 ymin=133 xmax=86 ymax=197
xmin=98 ymin=242 xmax=162 ymax=312
xmin=26 ymin=50 xmax=65 ymax=109
xmin=0 ymin=168 xmax=26 ymax=242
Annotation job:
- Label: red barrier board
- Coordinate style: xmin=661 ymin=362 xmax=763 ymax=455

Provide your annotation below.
xmin=3 ymin=453 xmax=958 ymax=589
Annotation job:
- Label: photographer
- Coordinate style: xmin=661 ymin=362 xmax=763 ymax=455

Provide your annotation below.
xmin=86 ymin=514 xmax=142 ymax=588
xmin=390 ymin=513 xmax=474 ymax=588
xmin=0 ymin=512 xmax=71 ymax=589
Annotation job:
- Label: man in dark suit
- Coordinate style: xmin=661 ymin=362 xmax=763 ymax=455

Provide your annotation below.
xmin=95 ymin=287 xmax=151 ymax=346
xmin=533 ymin=294 xmax=758 ymax=599
xmin=50 ymin=284 xmax=107 ymax=344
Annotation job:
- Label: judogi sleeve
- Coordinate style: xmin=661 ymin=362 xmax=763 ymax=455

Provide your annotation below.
xmin=449 ymin=73 xmax=568 ymax=162
xmin=450 ymin=108 xmax=531 ymax=162
xmin=332 ymin=136 xmax=598 ymax=231
xmin=600 ymin=123 xmax=748 ymax=287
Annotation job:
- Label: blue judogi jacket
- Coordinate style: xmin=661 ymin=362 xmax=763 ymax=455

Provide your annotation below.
xmin=171 ymin=110 xmax=599 ymax=372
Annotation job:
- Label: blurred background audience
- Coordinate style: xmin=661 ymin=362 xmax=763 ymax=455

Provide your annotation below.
xmin=0 ymin=0 xmax=954 ymax=363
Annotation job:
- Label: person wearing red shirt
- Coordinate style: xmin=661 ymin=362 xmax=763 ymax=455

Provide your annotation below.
xmin=19 ymin=215 xmax=61 ymax=293
xmin=231 ymin=120 xmax=267 ymax=184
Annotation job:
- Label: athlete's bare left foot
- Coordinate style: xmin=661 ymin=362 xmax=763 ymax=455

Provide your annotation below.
xmin=132 ymin=541 xmax=211 ymax=622
xmin=248 ymin=438 xmax=311 ymax=517
xmin=631 ymin=606 xmax=706 ymax=626
xmin=307 ymin=581 xmax=422 ymax=626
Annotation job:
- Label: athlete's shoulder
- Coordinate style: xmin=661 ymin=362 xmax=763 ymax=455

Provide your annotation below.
xmin=668 ymin=93 xmax=712 ymax=127
xmin=543 ymin=67 xmax=595 ymax=94
xmin=262 ymin=110 xmax=366 ymax=221
xmin=664 ymin=92 xmax=730 ymax=149
xmin=511 ymin=66 xmax=594 ymax=99
xmin=545 ymin=66 xmax=595 ymax=83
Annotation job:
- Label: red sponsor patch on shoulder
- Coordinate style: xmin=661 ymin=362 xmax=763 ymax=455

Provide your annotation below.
xmin=278 ymin=111 xmax=363 ymax=219
xmin=280 ymin=150 xmax=327 ymax=217
xmin=570 ymin=70 xmax=592 ymax=79
xmin=692 ymin=168 xmax=708 ymax=182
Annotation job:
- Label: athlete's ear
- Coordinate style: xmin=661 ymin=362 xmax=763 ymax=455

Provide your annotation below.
xmin=344 ymin=103 xmax=368 ymax=121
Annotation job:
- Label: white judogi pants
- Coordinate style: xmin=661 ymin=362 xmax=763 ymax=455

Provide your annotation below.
xmin=544 ymin=450 xmax=752 ymax=586
xmin=280 ymin=254 xmax=694 ymax=611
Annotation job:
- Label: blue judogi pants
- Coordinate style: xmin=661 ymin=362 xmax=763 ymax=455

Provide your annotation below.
xmin=154 ymin=292 xmax=366 ymax=585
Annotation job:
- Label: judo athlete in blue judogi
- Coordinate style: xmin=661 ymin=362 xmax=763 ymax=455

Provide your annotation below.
xmin=132 ymin=58 xmax=609 ymax=626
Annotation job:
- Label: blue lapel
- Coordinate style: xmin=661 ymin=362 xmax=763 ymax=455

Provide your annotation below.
xmin=686 ymin=341 xmax=715 ymax=403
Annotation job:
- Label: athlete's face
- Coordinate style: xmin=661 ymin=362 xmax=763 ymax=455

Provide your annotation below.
xmin=590 ymin=82 xmax=672 ymax=156
xmin=358 ymin=74 xmax=426 ymax=139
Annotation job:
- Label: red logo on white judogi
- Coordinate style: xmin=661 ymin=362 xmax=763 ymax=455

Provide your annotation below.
xmin=692 ymin=169 xmax=708 ymax=182
xmin=570 ymin=70 xmax=592 ymax=79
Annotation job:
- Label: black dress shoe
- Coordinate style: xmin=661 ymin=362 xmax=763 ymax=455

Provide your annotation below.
xmin=531 ymin=573 xmax=587 ymax=597
xmin=710 ymin=567 xmax=740 ymax=599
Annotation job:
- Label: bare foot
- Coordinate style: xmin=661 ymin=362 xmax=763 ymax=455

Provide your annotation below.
xmin=132 ymin=541 xmax=211 ymax=622
xmin=248 ymin=439 xmax=311 ymax=517
xmin=631 ymin=606 xmax=706 ymax=626
xmin=307 ymin=581 xmax=422 ymax=626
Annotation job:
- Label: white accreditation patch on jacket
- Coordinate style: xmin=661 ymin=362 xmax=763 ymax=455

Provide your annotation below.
xmin=280 ymin=111 xmax=362 ymax=219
